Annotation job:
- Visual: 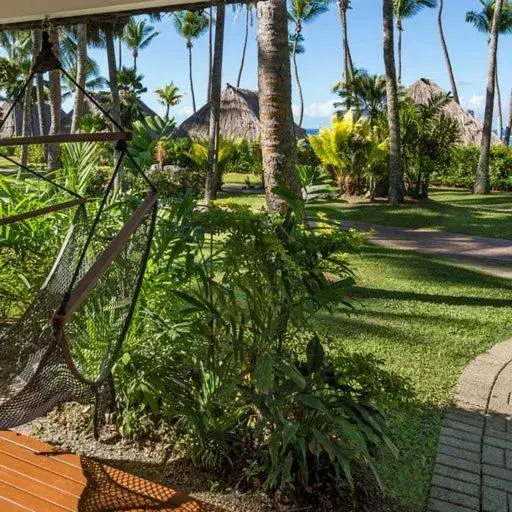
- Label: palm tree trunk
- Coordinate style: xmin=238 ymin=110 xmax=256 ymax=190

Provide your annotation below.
xmin=208 ymin=7 xmax=213 ymax=101
xmin=48 ymin=26 xmax=62 ymax=171
xmin=397 ymin=19 xmax=402 ymax=83
xmin=504 ymin=88 xmax=512 ymax=146
xmin=495 ymin=67 xmax=503 ymax=140
xmin=31 ymin=29 xmax=48 ymax=158
xmin=133 ymin=51 xmax=137 ymax=72
xmin=292 ymin=35 xmax=304 ymax=127
xmin=338 ymin=0 xmax=354 ymax=81
xmin=437 ymin=0 xmax=460 ymax=104
xmin=188 ymin=42 xmax=197 ymax=113
xmin=383 ymin=0 xmax=404 ymax=204
xmin=237 ymin=5 xmax=250 ymax=88
xmin=118 ymin=36 xmax=123 ymax=71
xmin=257 ymin=0 xmax=301 ymax=213
xmin=106 ymin=27 xmax=121 ymax=128
xmin=205 ymin=5 xmax=225 ymax=204
xmin=20 ymin=78 xmax=33 ymax=167
xmin=71 ymin=24 xmax=87 ymax=133
xmin=475 ymin=0 xmax=504 ymax=194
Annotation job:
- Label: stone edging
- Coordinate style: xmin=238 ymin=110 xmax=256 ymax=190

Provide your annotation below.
xmin=428 ymin=339 xmax=512 ymax=511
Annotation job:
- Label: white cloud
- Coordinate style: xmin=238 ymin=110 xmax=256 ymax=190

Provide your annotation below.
xmin=175 ymin=105 xmax=194 ymax=119
xmin=468 ymin=94 xmax=485 ymax=109
xmin=293 ymin=100 xmax=336 ymax=119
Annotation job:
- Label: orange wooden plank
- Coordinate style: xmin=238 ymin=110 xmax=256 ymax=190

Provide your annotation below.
xmin=0 ymin=464 xmax=78 ymax=511
xmin=0 ymin=432 xmax=227 ymax=512
xmin=0 ymin=453 xmax=83 ymax=496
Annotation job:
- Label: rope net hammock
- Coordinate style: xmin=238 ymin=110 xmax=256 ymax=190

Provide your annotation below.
xmin=0 ymin=30 xmax=157 ymax=435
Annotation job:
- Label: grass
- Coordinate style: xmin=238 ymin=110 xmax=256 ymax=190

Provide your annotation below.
xmin=317 ymin=188 xmax=512 ymax=240
xmin=225 ymin=190 xmax=512 ymax=509
xmin=317 ymin=246 xmax=512 ymax=509
xmin=222 ymin=172 xmax=263 ymax=187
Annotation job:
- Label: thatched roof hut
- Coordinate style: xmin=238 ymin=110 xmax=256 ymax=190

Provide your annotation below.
xmin=0 ymin=101 xmax=70 ymax=138
xmin=408 ymin=78 xmax=502 ymax=146
xmin=174 ymin=84 xmax=308 ymax=141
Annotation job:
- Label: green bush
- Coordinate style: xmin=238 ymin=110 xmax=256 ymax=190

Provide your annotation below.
xmin=431 ymin=145 xmax=512 ymax=191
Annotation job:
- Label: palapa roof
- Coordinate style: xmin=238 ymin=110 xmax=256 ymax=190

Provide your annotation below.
xmin=408 ymin=78 xmax=502 ymax=146
xmin=0 ymin=101 xmax=70 ymax=138
xmin=174 ymin=84 xmax=308 ymax=142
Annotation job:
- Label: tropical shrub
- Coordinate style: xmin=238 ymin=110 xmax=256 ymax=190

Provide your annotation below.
xmin=224 ymin=139 xmax=263 ymax=175
xmin=400 ymin=94 xmax=460 ymax=198
xmin=431 ymin=145 xmax=512 ymax=191
xmin=309 ymin=111 xmax=388 ymax=196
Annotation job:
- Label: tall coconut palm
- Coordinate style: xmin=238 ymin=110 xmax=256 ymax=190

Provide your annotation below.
xmin=384 ymin=0 xmax=404 ymax=204
xmin=88 ymin=21 xmax=126 ymax=130
xmin=48 ymin=26 xmax=62 ymax=171
xmin=205 ymin=5 xmax=225 ymax=204
xmin=173 ymin=11 xmax=209 ymax=113
xmin=70 ymin=24 xmax=88 ymax=133
xmin=31 ymin=30 xmax=49 ymax=157
xmin=258 ymin=0 xmax=301 ymax=212
xmin=338 ymin=0 xmax=354 ymax=81
xmin=394 ymin=0 xmax=437 ymax=83
xmin=475 ymin=0 xmax=505 ymax=193
xmin=288 ymin=0 xmax=329 ymax=127
xmin=437 ymin=0 xmax=459 ymax=104
xmin=123 ymin=18 xmax=159 ymax=72
xmin=155 ymin=83 xmax=183 ymax=118
xmin=466 ymin=0 xmax=512 ymax=140
xmin=237 ymin=4 xmax=253 ymax=87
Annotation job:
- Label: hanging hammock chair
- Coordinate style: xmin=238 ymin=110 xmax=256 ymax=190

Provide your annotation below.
xmin=0 ymin=30 xmax=157 ymax=435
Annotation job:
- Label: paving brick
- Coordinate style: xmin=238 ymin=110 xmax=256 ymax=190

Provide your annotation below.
xmin=482 ymin=474 xmax=512 ymax=493
xmin=430 ymin=486 xmax=479 ymax=510
xmin=438 ymin=443 xmax=480 ymax=463
xmin=442 ymin=427 xmax=481 ymax=444
xmin=449 ymin=410 xmax=485 ymax=428
xmin=435 ymin=464 xmax=479 ymax=485
xmin=482 ymin=463 xmax=512 ymax=484
xmin=484 ymin=427 xmax=512 ymax=442
xmin=434 ymin=453 xmax=480 ymax=474
xmin=483 ymin=435 xmax=511 ymax=450
xmin=431 ymin=474 xmax=479 ymax=497
xmin=428 ymin=497 xmax=478 ymax=512
xmin=506 ymin=450 xmax=512 ymax=469
xmin=482 ymin=445 xmax=505 ymax=467
xmin=486 ymin=415 xmax=507 ymax=433
xmin=482 ymin=486 xmax=507 ymax=512
xmin=440 ymin=434 xmax=480 ymax=453
xmin=444 ymin=418 xmax=482 ymax=436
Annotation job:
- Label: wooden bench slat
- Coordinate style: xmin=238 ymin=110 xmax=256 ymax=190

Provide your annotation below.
xmin=0 ymin=132 xmax=131 ymax=147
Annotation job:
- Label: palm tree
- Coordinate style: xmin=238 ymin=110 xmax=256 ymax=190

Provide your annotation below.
xmin=437 ymin=0 xmax=459 ymax=104
xmin=155 ymin=83 xmax=183 ymax=118
xmin=123 ymin=18 xmax=159 ymax=72
xmin=338 ymin=0 xmax=354 ymax=81
xmin=394 ymin=0 xmax=437 ymax=83
xmin=384 ymin=0 xmax=404 ymax=204
xmin=334 ymin=70 xmax=388 ymax=125
xmin=48 ymin=26 xmax=62 ymax=170
xmin=258 ymin=0 xmax=301 ymax=212
xmin=173 ymin=11 xmax=209 ymax=113
xmin=466 ymin=0 xmax=512 ymax=140
xmin=88 ymin=21 xmax=126 ymax=130
xmin=31 ymin=29 xmax=49 ymax=157
xmin=71 ymin=24 xmax=88 ymax=133
xmin=288 ymin=0 xmax=329 ymax=127
xmin=475 ymin=0 xmax=505 ymax=194
xmin=205 ymin=5 xmax=226 ymax=204
xmin=237 ymin=4 xmax=253 ymax=87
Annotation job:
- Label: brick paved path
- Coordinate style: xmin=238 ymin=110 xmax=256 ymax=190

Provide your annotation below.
xmin=428 ymin=339 xmax=512 ymax=511
xmin=345 ymin=221 xmax=512 ymax=279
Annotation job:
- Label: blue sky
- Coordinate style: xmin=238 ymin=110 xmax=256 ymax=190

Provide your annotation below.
xmin=89 ymin=0 xmax=505 ymax=128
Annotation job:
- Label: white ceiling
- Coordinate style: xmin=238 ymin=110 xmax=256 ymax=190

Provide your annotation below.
xmin=0 ymin=0 xmax=205 ymax=25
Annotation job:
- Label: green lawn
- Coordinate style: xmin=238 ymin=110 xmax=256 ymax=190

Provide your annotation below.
xmin=317 ymin=246 xmax=512 ymax=509
xmin=222 ymin=172 xmax=263 ymax=187
xmin=317 ymin=188 xmax=512 ymax=240
xmin=223 ymin=190 xmax=512 ymax=509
